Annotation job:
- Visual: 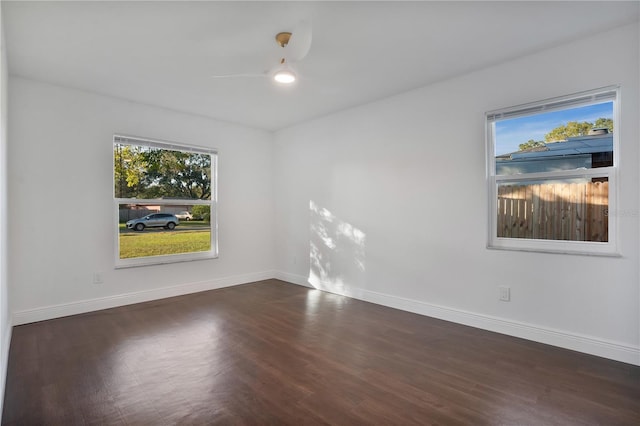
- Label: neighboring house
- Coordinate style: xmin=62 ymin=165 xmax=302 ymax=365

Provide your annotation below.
xmin=118 ymin=202 xmax=193 ymax=222
xmin=496 ymin=130 xmax=613 ymax=175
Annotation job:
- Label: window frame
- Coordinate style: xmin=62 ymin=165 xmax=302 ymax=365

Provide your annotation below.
xmin=113 ymin=135 xmax=218 ymax=268
xmin=485 ymin=86 xmax=620 ymax=256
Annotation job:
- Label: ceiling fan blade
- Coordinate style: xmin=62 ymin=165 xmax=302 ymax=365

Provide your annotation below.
xmin=287 ymin=19 xmax=312 ymax=62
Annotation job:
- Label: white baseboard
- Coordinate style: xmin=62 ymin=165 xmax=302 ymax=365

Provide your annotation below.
xmin=273 ymin=271 xmax=640 ymax=366
xmin=274 ymin=271 xmax=314 ymax=288
xmin=11 ymin=270 xmax=639 ymax=366
xmin=0 ymin=319 xmax=13 ymax=418
xmin=12 ymin=270 xmax=276 ymax=326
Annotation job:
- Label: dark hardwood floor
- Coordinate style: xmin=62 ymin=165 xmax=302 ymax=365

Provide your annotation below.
xmin=2 ymin=279 xmax=639 ymax=425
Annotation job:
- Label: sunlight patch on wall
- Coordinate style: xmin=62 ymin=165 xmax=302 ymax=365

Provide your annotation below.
xmin=309 ymin=200 xmax=366 ymax=294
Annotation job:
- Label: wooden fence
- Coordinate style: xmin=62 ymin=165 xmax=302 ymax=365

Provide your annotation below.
xmin=497 ymin=181 xmax=608 ymax=242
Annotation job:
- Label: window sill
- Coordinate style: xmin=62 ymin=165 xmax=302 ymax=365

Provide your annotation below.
xmin=487 ymin=239 xmax=620 ymax=257
xmin=115 ymin=252 xmax=219 ymax=269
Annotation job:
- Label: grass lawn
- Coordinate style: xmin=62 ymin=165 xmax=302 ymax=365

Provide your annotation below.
xmin=119 ymin=230 xmax=211 ymax=259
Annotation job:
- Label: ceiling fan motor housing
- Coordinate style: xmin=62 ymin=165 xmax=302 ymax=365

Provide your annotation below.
xmin=275 ymin=32 xmax=292 ymax=48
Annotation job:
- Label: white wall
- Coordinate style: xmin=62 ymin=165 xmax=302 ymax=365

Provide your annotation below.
xmin=4 ymin=17 xmax=638 ymax=371
xmin=8 ymin=77 xmax=276 ymax=322
xmin=0 ymin=1 xmax=11 ymax=415
xmin=274 ymin=23 xmax=640 ymax=365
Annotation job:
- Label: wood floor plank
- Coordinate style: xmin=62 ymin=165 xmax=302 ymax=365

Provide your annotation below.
xmin=2 ymin=279 xmax=639 ymax=425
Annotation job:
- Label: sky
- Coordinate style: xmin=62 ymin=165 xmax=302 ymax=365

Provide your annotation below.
xmin=494 ymin=101 xmax=613 ymax=156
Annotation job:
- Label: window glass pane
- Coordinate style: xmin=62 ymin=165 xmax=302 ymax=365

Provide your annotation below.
xmin=118 ymin=204 xmax=212 ymax=259
xmin=496 ymin=178 xmax=608 ymax=242
xmin=114 ymin=144 xmax=212 ymax=200
xmin=495 ymin=102 xmax=613 ymax=175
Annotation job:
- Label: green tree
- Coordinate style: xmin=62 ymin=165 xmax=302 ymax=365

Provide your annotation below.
xmin=518 ymin=139 xmax=545 ymax=151
xmin=114 ymin=144 xmax=211 ymax=200
xmin=513 ymin=117 xmax=613 ymax=152
xmin=543 ymin=117 xmax=614 ymax=143
xmin=114 ymin=144 xmax=147 ymax=198
xmin=142 ymin=149 xmax=211 ymax=199
xmin=191 ymin=205 xmax=210 ymax=222
xmin=545 ymin=121 xmax=593 ymax=142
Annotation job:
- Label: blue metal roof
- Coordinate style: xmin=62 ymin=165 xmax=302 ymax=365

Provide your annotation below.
xmin=508 ymin=134 xmax=612 ymax=160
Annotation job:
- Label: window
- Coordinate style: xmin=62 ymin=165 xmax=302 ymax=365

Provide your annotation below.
xmin=114 ymin=135 xmax=217 ymax=267
xmin=486 ymin=86 xmax=619 ymax=255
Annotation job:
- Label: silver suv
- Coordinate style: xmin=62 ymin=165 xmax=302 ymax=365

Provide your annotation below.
xmin=126 ymin=213 xmax=179 ymax=231
xmin=175 ymin=211 xmax=193 ymax=220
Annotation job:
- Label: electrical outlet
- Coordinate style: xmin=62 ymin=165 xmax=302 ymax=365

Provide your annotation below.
xmin=499 ymin=286 xmax=510 ymax=302
xmin=93 ymin=272 xmax=104 ymax=284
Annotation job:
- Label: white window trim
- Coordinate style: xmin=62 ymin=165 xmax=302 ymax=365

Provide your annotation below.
xmin=113 ymin=135 xmax=218 ymax=268
xmin=485 ymin=86 xmax=620 ymax=256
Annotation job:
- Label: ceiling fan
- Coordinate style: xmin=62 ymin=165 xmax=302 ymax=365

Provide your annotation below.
xmin=212 ymin=21 xmax=312 ymax=85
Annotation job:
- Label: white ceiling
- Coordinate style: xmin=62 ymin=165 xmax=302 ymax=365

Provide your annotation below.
xmin=4 ymin=1 xmax=639 ymax=131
